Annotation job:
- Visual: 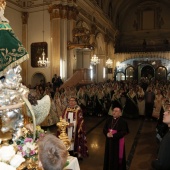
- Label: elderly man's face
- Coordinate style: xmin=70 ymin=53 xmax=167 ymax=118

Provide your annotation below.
xmin=112 ymin=107 xmax=122 ymax=118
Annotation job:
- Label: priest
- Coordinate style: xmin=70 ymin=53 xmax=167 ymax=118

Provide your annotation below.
xmin=103 ymin=105 xmax=129 ymax=170
xmin=62 ymin=97 xmax=88 ymax=159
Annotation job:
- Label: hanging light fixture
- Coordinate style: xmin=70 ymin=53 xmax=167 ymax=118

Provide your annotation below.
xmin=106 ymin=58 xmax=113 ymax=68
xmin=90 ymin=54 xmax=100 ymax=65
xmin=38 ymin=48 xmax=49 ymax=67
xmin=37 ymin=0 xmax=50 ymax=67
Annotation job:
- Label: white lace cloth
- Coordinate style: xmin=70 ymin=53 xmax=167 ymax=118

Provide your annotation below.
xmin=64 ymin=156 xmax=80 ymax=170
xmin=27 ymin=95 xmax=51 ymax=125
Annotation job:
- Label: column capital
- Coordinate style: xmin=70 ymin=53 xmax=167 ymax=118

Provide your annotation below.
xmin=68 ymin=6 xmax=79 ymax=20
xmin=48 ymin=4 xmax=78 ymax=20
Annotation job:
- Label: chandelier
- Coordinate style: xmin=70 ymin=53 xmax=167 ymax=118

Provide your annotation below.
xmin=37 ymin=0 xmax=50 ymax=67
xmin=106 ymin=58 xmax=113 ymax=68
xmin=90 ymin=54 xmax=100 ymax=65
xmin=38 ymin=49 xmax=50 ymax=67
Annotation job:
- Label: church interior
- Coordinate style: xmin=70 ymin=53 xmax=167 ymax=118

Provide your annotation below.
xmin=4 ymin=0 xmax=170 ymax=85
xmin=1 ymin=0 xmax=170 ymax=170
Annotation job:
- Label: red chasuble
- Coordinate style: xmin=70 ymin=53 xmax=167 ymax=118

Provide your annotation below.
xmin=62 ymin=105 xmax=88 ymax=158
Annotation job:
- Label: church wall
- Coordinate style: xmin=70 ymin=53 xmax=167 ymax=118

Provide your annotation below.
xmin=83 ymin=51 xmax=91 ymax=69
xmin=94 ymin=33 xmax=106 ymax=82
xmin=114 ymin=2 xmax=170 ymax=73
xmin=76 ymin=50 xmax=83 ymax=69
xmin=27 ymin=9 xmax=51 ymax=85
xmin=5 ymin=7 xmax=22 ymax=43
xmin=5 ymin=4 xmax=52 ymax=86
xmin=4 ymin=0 xmax=116 ymax=85
xmin=121 ymin=8 xmax=135 ymax=32
xmin=161 ymin=4 xmax=170 ymax=28
xmin=121 ymin=3 xmax=170 ymax=31
xmin=76 ymin=50 xmax=91 ymax=69
xmin=97 ymin=58 xmax=104 ymax=82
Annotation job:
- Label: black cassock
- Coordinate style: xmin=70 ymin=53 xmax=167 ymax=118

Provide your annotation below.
xmin=103 ymin=116 xmax=129 ymax=170
xmin=123 ymin=94 xmax=139 ymax=118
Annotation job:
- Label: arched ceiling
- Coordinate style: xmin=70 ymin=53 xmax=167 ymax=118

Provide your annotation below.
xmin=6 ymin=0 xmax=170 ymax=14
xmin=7 ymin=0 xmax=170 ymax=25
xmin=103 ymin=0 xmax=170 ymax=53
xmin=111 ymin=0 xmax=170 ymax=28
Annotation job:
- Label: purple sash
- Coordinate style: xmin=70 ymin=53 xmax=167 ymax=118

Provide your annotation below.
xmin=109 ymin=129 xmax=125 ymax=163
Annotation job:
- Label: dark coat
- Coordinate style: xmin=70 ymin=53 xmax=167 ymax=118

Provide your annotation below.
xmin=145 ymin=91 xmax=155 ymax=104
xmin=123 ymin=94 xmax=139 ymax=118
xmin=145 ymin=91 xmax=155 ymax=118
xmin=103 ymin=116 xmax=129 ymax=170
xmin=152 ymin=130 xmax=170 ymax=170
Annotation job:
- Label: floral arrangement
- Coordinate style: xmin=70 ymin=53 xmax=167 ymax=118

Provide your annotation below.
xmin=16 ymin=137 xmax=37 ymax=159
xmin=0 ymin=125 xmax=47 ymax=170
xmin=15 ymin=126 xmax=46 ymax=159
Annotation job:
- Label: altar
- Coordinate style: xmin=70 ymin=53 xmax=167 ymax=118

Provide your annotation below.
xmin=64 ymin=156 xmax=80 ymax=170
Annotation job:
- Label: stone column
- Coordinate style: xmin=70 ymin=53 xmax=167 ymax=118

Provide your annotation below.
xmin=49 ymin=3 xmax=78 ymax=79
xmin=21 ymin=12 xmax=29 ymax=85
xmin=67 ymin=6 xmax=78 ymax=78
xmin=49 ymin=4 xmax=62 ymax=77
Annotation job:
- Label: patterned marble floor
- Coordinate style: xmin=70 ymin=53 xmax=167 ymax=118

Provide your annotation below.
xmin=46 ymin=115 xmax=158 ymax=170
xmin=79 ymin=116 xmax=158 ymax=170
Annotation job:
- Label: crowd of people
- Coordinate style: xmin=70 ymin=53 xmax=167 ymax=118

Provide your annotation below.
xmin=27 ymin=76 xmax=170 ymax=169
xmin=28 ymin=77 xmax=170 ymax=121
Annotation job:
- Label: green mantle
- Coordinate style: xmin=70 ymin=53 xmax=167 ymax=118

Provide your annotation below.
xmin=0 ymin=21 xmax=29 ymax=77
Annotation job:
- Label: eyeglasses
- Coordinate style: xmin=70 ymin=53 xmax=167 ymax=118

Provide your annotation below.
xmin=69 ymin=100 xmax=75 ymax=102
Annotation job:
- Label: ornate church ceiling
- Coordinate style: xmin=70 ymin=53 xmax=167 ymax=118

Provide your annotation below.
xmin=5 ymin=0 xmax=170 ymax=53
xmin=109 ymin=0 xmax=170 ymax=27
xmin=6 ymin=0 xmax=51 ymax=8
xmin=6 ymin=0 xmax=170 ymax=23
xmin=7 ymin=0 xmax=170 ymax=10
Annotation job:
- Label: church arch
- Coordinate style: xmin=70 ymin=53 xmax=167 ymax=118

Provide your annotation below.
xmin=31 ymin=72 xmax=46 ymax=88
